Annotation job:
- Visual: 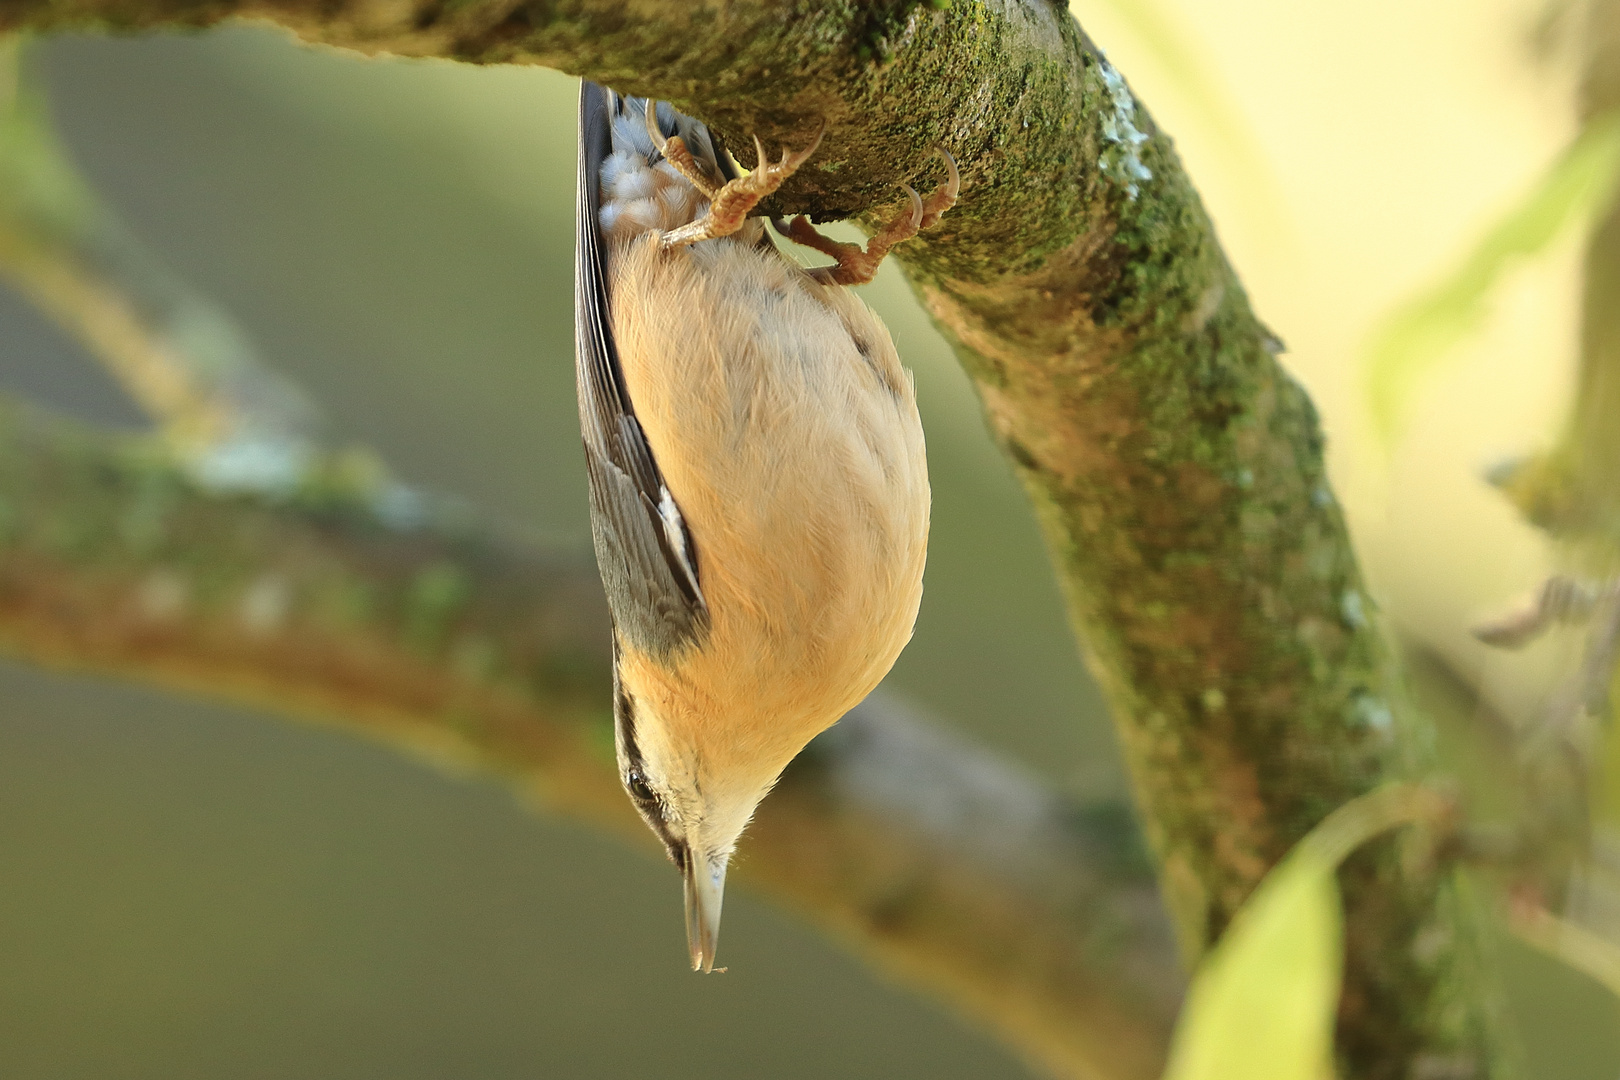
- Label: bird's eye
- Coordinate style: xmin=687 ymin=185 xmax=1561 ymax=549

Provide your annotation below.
xmin=625 ymin=769 xmax=656 ymax=806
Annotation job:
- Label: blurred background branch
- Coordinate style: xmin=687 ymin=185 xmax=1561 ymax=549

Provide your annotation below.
xmin=0 ymin=35 xmax=327 ymax=495
xmin=1542 ymin=0 xmax=1620 ymax=550
xmin=0 ymin=393 xmax=1182 ymax=1079
xmin=1337 ymin=0 xmax=1620 ymax=1028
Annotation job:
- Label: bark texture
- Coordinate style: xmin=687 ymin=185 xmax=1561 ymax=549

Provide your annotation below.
xmin=0 ymin=1 xmax=1506 ymax=1076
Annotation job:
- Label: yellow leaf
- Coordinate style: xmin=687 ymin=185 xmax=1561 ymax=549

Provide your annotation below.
xmin=1161 ymin=843 xmax=1341 ymax=1080
xmin=1162 ymin=784 xmax=1448 ymax=1080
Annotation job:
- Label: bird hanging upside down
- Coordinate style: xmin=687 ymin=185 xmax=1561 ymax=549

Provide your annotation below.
xmin=574 ymin=81 xmax=957 ymax=972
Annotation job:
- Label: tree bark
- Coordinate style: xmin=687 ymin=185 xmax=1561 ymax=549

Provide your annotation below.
xmin=0 ymin=2 xmax=1507 ymax=1076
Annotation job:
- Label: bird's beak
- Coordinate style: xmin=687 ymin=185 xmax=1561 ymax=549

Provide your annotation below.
xmin=682 ymin=853 xmax=727 ymax=973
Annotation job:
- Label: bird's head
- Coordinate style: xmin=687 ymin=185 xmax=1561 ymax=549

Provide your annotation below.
xmin=613 ymin=678 xmax=795 ymax=974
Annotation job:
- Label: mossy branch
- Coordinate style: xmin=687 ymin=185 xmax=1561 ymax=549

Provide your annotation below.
xmin=0 ymin=1 xmax=1507 ymax=1075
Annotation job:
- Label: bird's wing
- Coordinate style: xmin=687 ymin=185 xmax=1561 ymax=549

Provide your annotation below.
xmin=575 ymin=81 xmax=709 ymax=660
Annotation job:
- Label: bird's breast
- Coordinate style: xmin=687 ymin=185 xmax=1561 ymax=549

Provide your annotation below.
xmin=609 ymin=233 xmax=929 ymax=757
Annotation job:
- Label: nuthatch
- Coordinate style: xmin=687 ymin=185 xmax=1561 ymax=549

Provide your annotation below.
xmin=574 ymin=81 xmax=957 ymax=972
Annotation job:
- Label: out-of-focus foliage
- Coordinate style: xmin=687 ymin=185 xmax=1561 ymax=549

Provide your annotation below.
xmin=1515 ymin=904 xmax=1620 ymax=1001
xmin=1367 ymin=110 xmax=1620 ymax=444
xmin=0 ymin=40 xmax=95 ymax=251
xmin=1162 ymin=785 xmax=1446 ymax=1080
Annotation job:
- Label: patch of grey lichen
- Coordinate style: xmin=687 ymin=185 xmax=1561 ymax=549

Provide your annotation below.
xmin=1094 ymin=57 xmax=1152 ymax=199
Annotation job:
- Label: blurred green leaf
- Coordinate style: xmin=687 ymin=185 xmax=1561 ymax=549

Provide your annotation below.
xmin=1162 ymin=784 xmax=1447 ymax=1080
xmin=1513 ymin=903 xmax=1620 ymax=1003
xmin=1368 ymin=111 xmax=1620 ymax=444
xmin=1160 ymin=837 xmax=1340 ymax=1080
xmin=0 ymin=37 xmax=97 ymax=243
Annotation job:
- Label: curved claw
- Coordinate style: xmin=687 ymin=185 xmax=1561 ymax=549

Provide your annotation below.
xmin=645 ymin=100 xmax=669 ymax=155
xmin=794 ymin=120 xmax=828 ymax=165
xmin=917 ymin=148 xmax=960 ymax=230
xmin=661 ymin=119 xmax=823 ymax=249
xmin=748 ymin=122 xmax=826 ymax=176
xmin=900 ymin=184 xmax=924 ymax=231
xmin=935 ymin=148 xmax=961 ymax=201
xmin=775 ymin=138 xmax=954 ymax=285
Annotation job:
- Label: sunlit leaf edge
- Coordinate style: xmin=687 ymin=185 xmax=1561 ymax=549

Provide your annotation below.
xmin=1366 ymin=111 xmax=1620 ymax=446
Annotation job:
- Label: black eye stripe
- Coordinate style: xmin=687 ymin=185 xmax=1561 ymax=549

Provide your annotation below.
xmin=612 ymin=663 xmax=683 ymax=862
xmin=614 ymin=662 xmax=650 ymax=794
xmin=615 ymin=681 xmax=639 ymax=761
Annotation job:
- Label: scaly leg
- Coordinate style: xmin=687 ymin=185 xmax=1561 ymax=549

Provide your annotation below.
xmin=783 ymin=186 xmax=921 ymax=287
xmin=658 ymin=126 xmax=826 ymax=250
xmin=784 ymin=149 xmax=960 ymax=286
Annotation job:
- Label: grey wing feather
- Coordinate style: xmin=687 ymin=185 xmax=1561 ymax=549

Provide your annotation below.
xmin=576 ymin=81 xmax=709 ymax=660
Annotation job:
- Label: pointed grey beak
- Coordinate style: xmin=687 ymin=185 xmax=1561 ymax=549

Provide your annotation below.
xmin=682 ymin=853 xmax=726 ymax=973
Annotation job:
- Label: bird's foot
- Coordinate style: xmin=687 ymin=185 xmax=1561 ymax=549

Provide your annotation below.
xmin=786 ymin=149 xmax=959 ymax=287
xmin=643 ymin=104 xmax=724 ymax=200
xmin=658 ymin=121 xmax=825 ymax=250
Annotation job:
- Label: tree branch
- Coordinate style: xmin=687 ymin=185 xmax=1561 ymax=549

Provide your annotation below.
xmin=0 ymin=2 xmax=1507 ymax=1074
xmin=0 ymin=397 xmax=1180 ymax=1080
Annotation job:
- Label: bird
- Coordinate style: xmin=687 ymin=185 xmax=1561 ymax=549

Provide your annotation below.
xmin=574 ymin=80 xmax=957 ymax=972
